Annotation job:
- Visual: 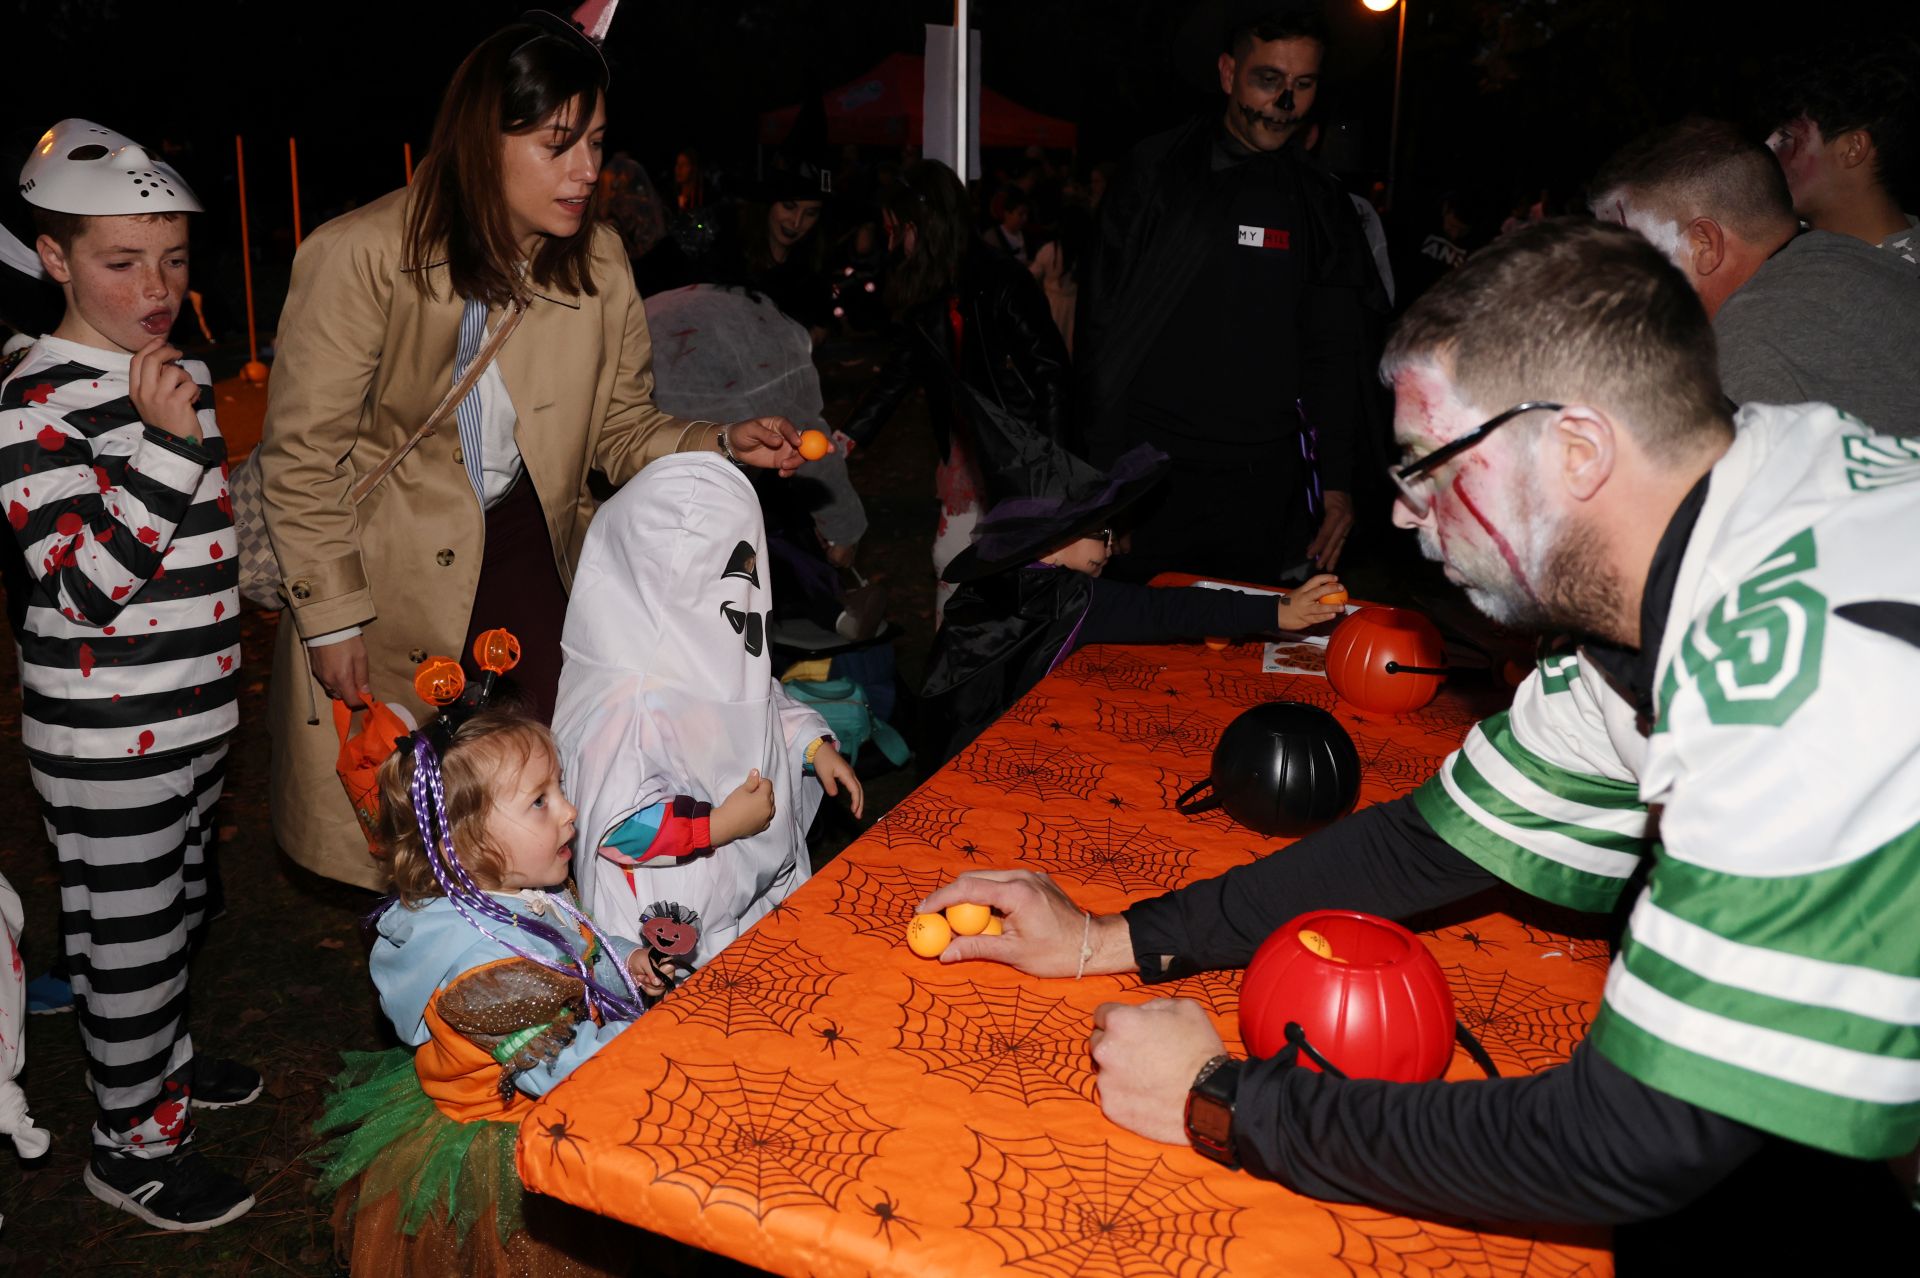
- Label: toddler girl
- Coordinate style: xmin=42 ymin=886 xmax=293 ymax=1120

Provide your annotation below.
xmin=314 ymin=710 xmax=652 ymax=1276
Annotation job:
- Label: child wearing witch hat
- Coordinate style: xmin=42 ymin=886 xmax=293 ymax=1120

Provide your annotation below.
xmin=921 ymin=442 xmax=1346 ymax=765
xmin=0 ymin=120 xmax=255 ymax=1229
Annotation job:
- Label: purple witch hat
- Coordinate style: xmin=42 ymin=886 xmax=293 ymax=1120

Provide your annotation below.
xmin=941 ymin=443 xmax=1170 ymax=584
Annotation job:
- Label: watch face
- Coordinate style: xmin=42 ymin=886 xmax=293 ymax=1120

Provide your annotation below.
xmin=1188 ymin=1096 xmax=1233 ymax=1148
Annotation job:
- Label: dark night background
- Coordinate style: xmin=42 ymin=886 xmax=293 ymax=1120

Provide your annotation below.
xmin=0 ymin=0 xmax=1896 ymax=310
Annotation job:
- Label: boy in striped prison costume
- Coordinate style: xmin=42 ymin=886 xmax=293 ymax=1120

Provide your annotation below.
xmin=0 ymin=120 xmax=256 ymax=1230
xmin=930 ymin=218 xmax=1920 ymax=1265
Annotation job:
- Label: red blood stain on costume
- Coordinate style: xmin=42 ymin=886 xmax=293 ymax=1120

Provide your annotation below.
xmin=56 ymin=511 xmax=83 ymax=536
xmin=133 ymin=729 xmax=154 ymax=756
xmin=208 ymin=542 xmax=223 ymax=559
xmin=77 ymin=643 xmax=95 ymax=677
xmin=20 ymin=383 xmax=53 ymax=406
xmin=93 ymin=465 xmax=112 ymax=493
xmin=215 ymin=487 xmax=231 ymax=518
xmin=218 ymin=655 xmax=233 ymax=672
xmin=111 ymin=584 xmax=129 ymax=599
xmin=35 ymin=425 xmax=64 ymax=451
xmin=1449 ymin=474 xmax=1540 ymax=603
xmin=153 ymin=1097 xmax=187 ymax=1145
xmin=6 ymin=501 xmax=25 ymax=530
xmin=213 ymin=600 xmax=225 ymax=622
xmin=136 ymin=526 xmax=159 ymax=546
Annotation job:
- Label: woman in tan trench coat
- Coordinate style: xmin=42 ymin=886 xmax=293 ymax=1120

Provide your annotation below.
xmin=259 ymin=17 xmax=798 ymax=889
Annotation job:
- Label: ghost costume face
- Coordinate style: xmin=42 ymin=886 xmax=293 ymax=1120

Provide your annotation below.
xmin=553 ymin=452 xmax=827 ymax=965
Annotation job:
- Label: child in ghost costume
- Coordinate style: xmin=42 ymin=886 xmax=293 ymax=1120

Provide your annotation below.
xmin=2 ymin=872 xmax=54 ymax=1235
xmin=553 ymin=452 xmax=861 ymax=973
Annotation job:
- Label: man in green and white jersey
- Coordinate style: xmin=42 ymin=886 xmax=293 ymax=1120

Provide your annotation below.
xmin=924 ymin=219 xmax=1920 ymax=1258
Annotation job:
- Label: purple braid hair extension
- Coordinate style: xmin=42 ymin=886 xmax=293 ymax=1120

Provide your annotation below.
xmin=409 ymin=739 xmax=643 ymax=1021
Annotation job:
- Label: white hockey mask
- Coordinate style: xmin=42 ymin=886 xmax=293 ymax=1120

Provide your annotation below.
xmin=19 ymin=119 xmax=203 ymax=216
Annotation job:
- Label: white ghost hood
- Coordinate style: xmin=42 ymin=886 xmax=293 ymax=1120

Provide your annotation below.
xmin=554 ymin=452 xmax=826 ymax=964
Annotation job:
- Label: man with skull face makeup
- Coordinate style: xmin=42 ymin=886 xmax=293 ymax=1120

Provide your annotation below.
xmin=1076 ymin=1 xmax=1382 ymax=588
xmin=552 ymin=452 xmax=860 ymax=971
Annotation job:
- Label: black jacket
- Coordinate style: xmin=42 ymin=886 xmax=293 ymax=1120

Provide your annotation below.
xmin=1076 ymin=118 xmax=1381 ymax=484
xmin=842 ymin=247 xmax=1075 ymax=504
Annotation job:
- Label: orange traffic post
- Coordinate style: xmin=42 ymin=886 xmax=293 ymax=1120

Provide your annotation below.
xmin=235 ymin=136 xmax=268 ymax=385
xmin=404 ymin=141 xmax=414 ymax=185
xmin=289 ymin=136 xmax=303 ymax=248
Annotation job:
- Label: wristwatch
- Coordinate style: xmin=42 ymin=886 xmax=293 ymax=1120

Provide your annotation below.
xmin=1184 ymin=1053 xmax=1244 ymax=1168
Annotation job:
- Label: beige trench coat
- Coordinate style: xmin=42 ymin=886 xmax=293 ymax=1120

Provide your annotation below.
xmin=259 ymin=187 xmax=716 ymax=889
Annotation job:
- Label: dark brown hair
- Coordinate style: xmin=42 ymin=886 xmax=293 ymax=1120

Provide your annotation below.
xmin=33 ymin=208 xmax=184 ymax=254
xmin=880 ymin=160 xmax=972 ymax=314
xmin=1382 ymin=219 xmax=1731 ymax=464
xmin=404 ymin=22 xmax=606 ymax=306
xmin=1589 ymin=117 xmax=1797 ymax=244
xmin=374 ymin=711 xmax=556 ymax=906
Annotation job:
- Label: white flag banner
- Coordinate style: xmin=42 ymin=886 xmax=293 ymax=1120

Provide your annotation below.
xmin=924 ymin=23 xmax=981 ymax=181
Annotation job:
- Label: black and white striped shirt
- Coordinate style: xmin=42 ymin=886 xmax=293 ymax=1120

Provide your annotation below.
xmin=0 ymin=335 xmax=239 ymax=760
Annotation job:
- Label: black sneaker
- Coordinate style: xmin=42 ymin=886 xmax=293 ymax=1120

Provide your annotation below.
xmin=188 ymin=1057 xmax=263 ymax=1110
xmin=84 ymin=1146 xmax=256 ymax=1231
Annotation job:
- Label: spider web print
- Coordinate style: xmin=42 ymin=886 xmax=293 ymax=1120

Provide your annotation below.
xmin=1052 ymin=646 xmax=1163 ymax=692
xmin=1202 ymin=670 xmax=1292 ymax=709
xmin=827 ymin=860 xmax=951 ymax=939
xmin=961 ymin=1130 xmax=1244 ymax=1278
xmin=626 ymin=1058 xmax=895 ymax=1222
xmin=1013 ymin=814 xmax=1201 ymax=894
xmin=1152 ymin=767 xmax=1234 ymax=831
xmin=1147 ymin=968 xmax=1243 ymax=1019
xmin=1325 ymin=1205 xmax=1604 ymax=1278
xmin=1514 ymin=922 xmax=1614 ymax=971
xmin=864 ymin=790 xmax=970 ymax=853
xmin=894 ymin=979 xmax=1100 ymax=1105
xmin=1094 ymin=699 xmax=1225 ymax=758
xmin=951 ymin=739 xmax=1110 ymax=803
xmin=654 ymin=931 xmax=841 ymax=1038
xmin=1003 ymin=692 xmax=1055 ymax=726
xmin=1358 ymin=737 xmax=1445 ymax=797
xmin=1444 ymin=965 xmax=1594 ymax=1075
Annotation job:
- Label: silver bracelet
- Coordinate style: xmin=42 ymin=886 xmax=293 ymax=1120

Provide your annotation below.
xmin=715 ymin=426 xmax=742 ymax=466
xmin=1074 ymin=911 xmax=1094 ymax=980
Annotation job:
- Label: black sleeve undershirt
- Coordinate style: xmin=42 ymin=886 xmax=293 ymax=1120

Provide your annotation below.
xmin=1077 ymin=580 xmax=1278 ymax=649
xmin=1124 ymin=796 xmax=1765 ymax=1222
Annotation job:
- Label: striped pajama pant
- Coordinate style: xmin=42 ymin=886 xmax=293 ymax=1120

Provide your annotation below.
xmin=28 ymin=744 xmax=225 ymax=1157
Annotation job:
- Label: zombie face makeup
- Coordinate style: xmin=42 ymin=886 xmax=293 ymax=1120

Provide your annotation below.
xmin=1766 ymin=116 xmax=1837 ymax=219
xmin=1220 ymin=36 xmax=1322 ymax=152
xmin=1391 ymin=368 xmax=1560 ymax=629
xmin=1595 ymin=190 xmax=1693 ymax=278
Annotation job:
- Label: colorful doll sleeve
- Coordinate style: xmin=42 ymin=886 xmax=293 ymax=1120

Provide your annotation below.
xmin=597 ymin=796 xmax=713 ymax=865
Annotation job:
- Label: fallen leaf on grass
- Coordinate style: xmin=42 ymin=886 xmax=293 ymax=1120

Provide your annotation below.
xmin=317 ymin=938 xmax=345 ymax=950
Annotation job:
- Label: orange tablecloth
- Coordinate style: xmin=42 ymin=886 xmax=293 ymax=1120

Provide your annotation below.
xmin=520 ymin=636 xmax=1614 ymax=1277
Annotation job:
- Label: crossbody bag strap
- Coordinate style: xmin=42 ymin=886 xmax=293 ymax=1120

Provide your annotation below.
xmin=347 ymin=298 xmax=527 ymax=506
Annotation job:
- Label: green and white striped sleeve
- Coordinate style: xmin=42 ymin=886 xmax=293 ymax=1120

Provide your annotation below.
xmin=1413 ymin=654 xmax=1650 ymax=914
xmin=1587 ymin=563 xmax=1920 ymax=1161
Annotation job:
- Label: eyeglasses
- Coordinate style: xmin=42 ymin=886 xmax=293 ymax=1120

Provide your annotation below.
xmin=1388 ymin=401 xmax=1564 ymax=518
xmin=1098 ymin=528 xmax=1115 ymax=556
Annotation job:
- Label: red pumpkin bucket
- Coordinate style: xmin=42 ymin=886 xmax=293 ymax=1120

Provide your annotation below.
xmin=1325 ymin=606 xmax=1447 ymax=715
xmin=1239 ymin=910 xmax=1455 ymax=1082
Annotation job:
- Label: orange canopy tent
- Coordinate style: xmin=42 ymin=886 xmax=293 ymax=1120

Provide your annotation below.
xmin=759 ymin=53 xmax=1077 ymax=151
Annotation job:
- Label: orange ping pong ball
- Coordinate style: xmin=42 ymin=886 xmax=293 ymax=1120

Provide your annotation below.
xmin=907 ymin=912 xmax=953 ymax=958
xmin=1204 ymin=636 xmax=1230 ymax=651
xmin=798 ymin=429 xmax=832 ymax=461
xmin=945 ymin=902 xmax=992 ymax=936
xmin=1298 ymin=928 xmax=1336 ymax=960
xmin=981 ymin=914 xmax=1005 ymax=936
xmin=1320 ymin=590 xmax=1350 ymax=607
